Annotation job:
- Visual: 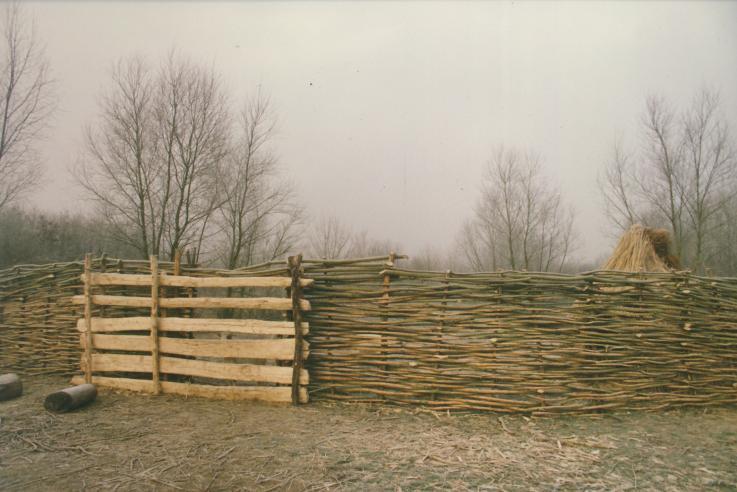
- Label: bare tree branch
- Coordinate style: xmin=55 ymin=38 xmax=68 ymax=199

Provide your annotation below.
xmin=216 ymin=91 xmax=302 ymax=268
xmin=600 ymin=89 xmax=737 ymax=274
xmin=78 ymin=53 xmax=230 ymax=261
xmin=460 ymin=146 xmax=577 ymax=272
xmin=0 ymin=2 xmax=55 ymax=211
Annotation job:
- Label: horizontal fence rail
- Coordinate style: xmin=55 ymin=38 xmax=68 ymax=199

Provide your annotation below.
xmin=82 ymin=272 xmax=314 ymax=288
xmin=75 ymin=317 xmax=309 ymax=335
xmin=68 ymin=375 xmax=307 ymax=402
xmin=71 ymin=295 xmax=310 ymax=311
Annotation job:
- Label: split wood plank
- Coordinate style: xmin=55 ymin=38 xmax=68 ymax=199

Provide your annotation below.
xmin=76 ymin=317 xmax=309 ymax=335
xmin=81 ymin=273 xmax=314 ymax=289
xmin=79 ymin=353 xmax=308 ymax=385
xmin=72 ymin=295 xmax=310 ymax=311
xmin=70 ymin=375 xmax=308 ymax=403
xmin=79 ymin=334 xmax=309 ymax=360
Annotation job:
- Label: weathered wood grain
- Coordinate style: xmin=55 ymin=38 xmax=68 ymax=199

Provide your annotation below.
xmin=83 ymin=272 xmax=314 ymax=289
xmin=72 ymin=295 xmax=310 ymax=311
xmin=71 ymin=375 xmax=308 ymax=403
xmin=75 ymin=317 xmax=309 ymax=335
xmin=79 ymin=334 xmax=309 ymax=360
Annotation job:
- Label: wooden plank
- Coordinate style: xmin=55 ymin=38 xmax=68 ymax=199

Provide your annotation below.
xmin=72 ymin=295 xmax=311 ymax=311
xmin=71 ymin=375 xmax=308 ymax=403
xmin=156 ymin=381 xmax=309 ymax=404
xmin=79 ymin=353 xmax=308 ymax=385
xmin=160 ymin=337 xmax=308 ymax=360
xmin=162 ymin=357 xmax=309 ymax=385
xmin=83 ymin=272 xmax=314 ymax=289
xmin=80 ymin=334 xmax=309 ymax=360
xmin=83 ymin=353 xmax=149 ymax=372
xmin=76 ymin=317 xmax=309 ymax=335
xmin=150 ymin=255 xmax=161 ymax=395
xmin=71 ymin=374 xmax=153 ymax=393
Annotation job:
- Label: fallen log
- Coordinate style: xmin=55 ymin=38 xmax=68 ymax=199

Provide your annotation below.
xmin=44 ymin=384 xmax=97 ymax=412
xmin=0 ymin=373 xmax=22 ymax=401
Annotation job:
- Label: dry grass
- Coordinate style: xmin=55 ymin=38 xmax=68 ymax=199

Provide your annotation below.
xmin=602 ymin=225 xmax=679 ymax=272
xmin=1 ymin=376 xmax=737 ymax=491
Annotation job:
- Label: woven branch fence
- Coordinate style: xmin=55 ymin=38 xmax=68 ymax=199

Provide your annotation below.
xmin=2 ymin=255 xmax=737 ymax=414
xmin=302 ymin=257 xmax=737 ymax=414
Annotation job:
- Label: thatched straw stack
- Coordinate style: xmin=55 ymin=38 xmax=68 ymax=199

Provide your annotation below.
xmin=602 ymin=224 xmax=680 ymax=272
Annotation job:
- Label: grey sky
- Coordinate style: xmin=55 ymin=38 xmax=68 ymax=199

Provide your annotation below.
xmin=28 ymin=1 xmax=737 ymax=262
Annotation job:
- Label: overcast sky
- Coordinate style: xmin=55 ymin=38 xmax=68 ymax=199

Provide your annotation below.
xmin=27 ymin=1 xmax=737 ymax=262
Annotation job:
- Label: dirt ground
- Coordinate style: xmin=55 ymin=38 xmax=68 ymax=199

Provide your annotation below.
xmin=1 ymin=376 xmax=737 ymax=491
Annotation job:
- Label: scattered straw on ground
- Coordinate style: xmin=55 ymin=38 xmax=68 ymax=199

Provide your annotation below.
xmin=1 ymin=376 xmax=736 ymax=491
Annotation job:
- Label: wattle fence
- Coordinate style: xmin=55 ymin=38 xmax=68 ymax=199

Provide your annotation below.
xmin=2 ymin=255 xmax=737 ymax=414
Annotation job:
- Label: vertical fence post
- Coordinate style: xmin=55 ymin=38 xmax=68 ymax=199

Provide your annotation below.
xmin=381 ymin=252 xmax=396 ymax=398
xmin=83 ymin=254 xmax=93 ymax=384
xmin=99 ymin=254 xmax=107 ymax=320
xmin=150 ymin=255 xmax=161 ymax=395
xmin=432 ymin=270 xmax=450 ymax=401
xmin=288 ymin=254 xmax=305 ymax=405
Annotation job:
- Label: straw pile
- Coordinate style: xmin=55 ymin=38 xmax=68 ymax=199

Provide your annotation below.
xmin=602 ymin=224 xmax=680 ymax=272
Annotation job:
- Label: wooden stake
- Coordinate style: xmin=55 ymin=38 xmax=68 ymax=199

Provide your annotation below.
xmin=381 ymin=252 xmax=396 ymax=389
xmin=171 ymin=248 xmax=182 ymax=318
xmin=289 ymin=254 xmax=305 ymax=405
xmin=83 ymin=254 xmax=93 ymax=384
xmin=150 ymin=255 xmax=161 ymax=395
xmin=433 ymin=270 xmax=450 ymax=401
xmin=173 ymin=249 xmax=182 ymax=276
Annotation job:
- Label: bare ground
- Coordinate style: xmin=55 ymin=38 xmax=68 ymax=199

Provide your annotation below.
xmin=1 ymin=376 xmax=736 ymax=491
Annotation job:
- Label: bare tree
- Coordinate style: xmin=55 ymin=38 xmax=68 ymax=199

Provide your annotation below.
xmin=600 ymin=139 xmax=642 ymax=230
xmin=457 ymin=220 xmax=493 ymax=271
xmin=305 ymin=216 xmax=401 ymax=260
xmin=405 ymin=245 xmax=454 ymax=271
xmin=641 ymin=95 xmax=687 ymax=258
xmin=79 ymin=53 xmax=229 ymax=261
xmin=459 ymin=146 xmax=576 ymax=272
xmin=680 ymin=90 xmax=736 ymax=271
xmin=709 ymin=194 xmax=737 ymax=275
xmin=307 ymin=215 xmax=353 ymax=259
xmin=0 ymin=3 xmax=54 ymax=211
xmin=217 ymin=93 xmax=302 ymax=268
xmin=600 ymin=89 xmax=736 ymax=273
xmin=157 ymin=53 xmax=229 ymax=262
xmin=346 ymin=230 xmax=401 ymax=258
xmin=0 ymin=206 xmax=138 ymax=267
xmin=78 ymin=57 xmax=160 ymax=258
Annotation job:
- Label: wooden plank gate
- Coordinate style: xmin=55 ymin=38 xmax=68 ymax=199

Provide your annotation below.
xmin=70 ymin=254 xmax=311 ymax=404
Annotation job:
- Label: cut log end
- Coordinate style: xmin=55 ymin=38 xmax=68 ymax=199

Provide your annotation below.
xmin=0 ymin=373 xmax=23 ymax=401
xmin=44 ymin=392 xmax=73 ymax=412
xmin=44 ymin=384 xmax=97 ymax=413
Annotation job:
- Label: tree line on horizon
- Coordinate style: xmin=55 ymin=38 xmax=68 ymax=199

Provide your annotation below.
xmin=1 ymin=4 xmax=736 ymax=275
